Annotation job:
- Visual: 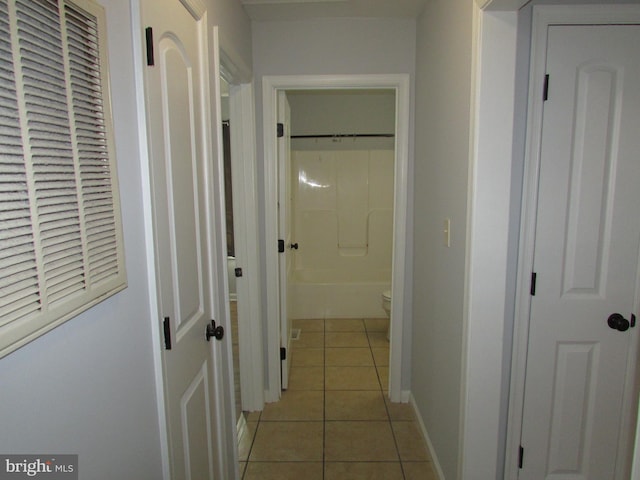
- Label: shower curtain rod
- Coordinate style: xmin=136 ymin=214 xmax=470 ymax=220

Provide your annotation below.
xmin=291 ymin=133 xmax=395 ymax=139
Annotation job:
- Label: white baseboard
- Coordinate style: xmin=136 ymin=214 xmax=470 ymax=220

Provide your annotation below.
xmin=264 ymin=389 xmax=279 ymax=404
xmin=409 ymin=392 xmax=446 ymax=480
xmin=236 ymin=412 xmax=248 ymax=441
xmin=400 ymin=389 xmax=411 ymax=403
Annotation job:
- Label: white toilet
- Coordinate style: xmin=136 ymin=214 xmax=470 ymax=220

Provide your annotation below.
xmin=382 ymin=290 xmax=391 ymax=341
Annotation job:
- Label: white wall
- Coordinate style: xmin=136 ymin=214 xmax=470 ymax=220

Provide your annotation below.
xmin=212 ymin=0 xmax=253 ymax=79
xmin=462 ymin=8 xmax=520 ymax=480
xmin=289 ymin=89 xmax=395 ymax=133
xmin=0 ymin=1 xmax=163 ymax=477
xmin=252 ymin=17 xmax=417 ymax=391
xmin=288 ymin=90 xmax=396 ymax=150
xmin=412 ymin=0 xmax=474 ymax=478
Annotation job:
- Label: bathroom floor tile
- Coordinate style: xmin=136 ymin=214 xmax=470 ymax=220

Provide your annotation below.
xmin=238 ymin=421 xmax=257 ymax=461
xmin=291 ymin=348 xmax=324 ymax=367
xmin=261 ymin=390 xmax=324 ymax=421
xmin=384 ymin=397 xmax=416 ymax=422
xmin=367 ymin=331 xmax=390 ymax=347
xmin=325 ymin=421 xmax=398 ymax=462
xmin=287 ymin=366 xmax=324 ymax=390
xmin=325 ymin=366 xmax=380 ymax=390
xmin=324 ymin=462 xmax=404 ymax=480
xmin=325 ymin=318 xmax=365 ymax=332
xmin=325 ymin=347 xmax=373 ymax=366
xmin=292 ymin=331 xmax=324 ymax=348
xmin=325 ymin=331 xmax=369 ymax=348
xmin=292 ymin=318 xmax=325 ymax=332
xmin=325 ymin=390 xmax=388 ymax=421
xmin=377 ymin=366 xmax=389 ymax=390
xmin=244 ymin=411 xmax=261 ymax=422
xmin=371 ymin=347 xmax=390 ymax=366
xmin=249 ymin=422 xmax=323 ymax=461
xmin=402 ymin=462 xmax=438 ymax=480
xmin=239 ymin=327 xmax=434 ymax=478
xmin=244 ymin=462 xmax=323 ymax=480
xmin=392 ymin=422 xmax=432 ymax=461
xmin=364 ymin=317 xmax=389 ymax=332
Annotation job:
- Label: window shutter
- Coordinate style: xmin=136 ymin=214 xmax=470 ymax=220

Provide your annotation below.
xmin=0 ymin=0 xmax=126 ymax=357
xmin=0 ymin=0 xmax=41 ymax=326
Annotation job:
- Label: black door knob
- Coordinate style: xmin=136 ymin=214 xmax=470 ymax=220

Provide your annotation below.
xmin=289 ymin=242 xmax=299 ymax=250
xmin=213 ymin=325 xmax=224 ymax=340
xmin=607 ymin=313 xmax=630 ymax=332
xmin=206 ymin=320 xmax=225 ymax=341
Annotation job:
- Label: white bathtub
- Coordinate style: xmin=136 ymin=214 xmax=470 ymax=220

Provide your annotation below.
xmin=290 ymin=271 xmax=390 ymax=319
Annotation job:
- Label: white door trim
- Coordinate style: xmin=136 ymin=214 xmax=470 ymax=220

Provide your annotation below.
xmin=131 ymin=0 xmax=168 ymax=477
xmin=225 ymin=79 xmax=264 ymax=412
xmin=218 ymin=27 xmax=264 ymax=415
xmin=209 ymin=26 xmax=247 ymax=480
xmin=261 ymin=74 xmax=411 ymax=403
xmin=506 ymin=5 xmax=640 ymax=478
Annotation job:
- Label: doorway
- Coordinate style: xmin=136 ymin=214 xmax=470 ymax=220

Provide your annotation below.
xmin=282 ymin=89 xmax=396 ymax=390
xmin=262 ymin=75 xmax=412 ymax=404
xmin=507 ymin=7 xmax=640 ymax=479
xmin=220 ymin=77 xmax=243 ymax=426
xmin=217 ymin=46 xmax=264 ymax=417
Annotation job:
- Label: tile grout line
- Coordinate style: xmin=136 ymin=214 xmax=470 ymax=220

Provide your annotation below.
xmin=322 ymin=317 xmax=326 ymax=480
xmin=371 ymin=325 xmax=408 ymax=480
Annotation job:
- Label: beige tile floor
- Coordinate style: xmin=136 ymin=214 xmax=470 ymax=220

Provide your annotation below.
xmin=238 ymin=318 xmax=438 ymax=480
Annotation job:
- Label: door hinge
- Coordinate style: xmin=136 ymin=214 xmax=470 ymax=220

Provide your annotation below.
xmin=518 ymin=445 xmax=524 ymax=469
xmin=530 ymin=272 xmax=537 ymax=296
xmin=145 ymin=27 xmax=154 ymax=66
xmin=278 ymin=239 xmax=285 ymax=253
xmin=543 ymin=74 xmax=549 ymax=101
xmin=277 ymin=122 xmax=284 ymax=138
xmin=235 ymin=267 xmax=243 ymax=278
xmin=280 ymin=347 xmax=287 ymax=360
xmin=163 ymin=316 xmax=172 ymax=350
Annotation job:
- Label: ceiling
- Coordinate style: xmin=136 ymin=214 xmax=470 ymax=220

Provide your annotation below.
xmin=240 ymin=0 xmax=428 ymax=22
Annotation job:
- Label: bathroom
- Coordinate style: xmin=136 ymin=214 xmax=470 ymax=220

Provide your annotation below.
xmin=286 ymin=88 xmax=396 ymax=323
xmin=224 ymin=87 xmax=397 ymax=421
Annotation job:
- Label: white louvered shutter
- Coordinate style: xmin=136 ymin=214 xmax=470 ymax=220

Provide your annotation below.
xmin=0 ymin=0 xmax=126 ymax=357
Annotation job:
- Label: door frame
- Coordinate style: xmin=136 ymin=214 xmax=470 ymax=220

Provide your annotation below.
xmin=262 ymin=74 xmax=411 ymax=403
xmin=131 ymin=0 xmax=170 ymax=476
xmin=505 ymin=5 xmax=640 ymax=478
xmin=217 ymin=34 xmax=264 ymax=414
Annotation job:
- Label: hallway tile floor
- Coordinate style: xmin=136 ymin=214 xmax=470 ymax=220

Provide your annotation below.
xmin=238 ymin=318 xmax=437 ymax=480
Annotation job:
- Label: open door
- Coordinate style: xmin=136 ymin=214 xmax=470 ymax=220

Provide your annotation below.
xmin=142 ymin=0 xmax=234 ymax=478
xmin=277 ymin=91 xmax=293 ymax=389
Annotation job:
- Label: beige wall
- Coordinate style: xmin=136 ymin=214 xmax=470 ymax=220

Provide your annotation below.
xmin=412 ymin=0 xmax=474 ymax=478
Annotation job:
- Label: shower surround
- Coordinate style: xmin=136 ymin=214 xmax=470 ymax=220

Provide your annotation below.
xmin=290 ymin=148 xmax=394 ymax=319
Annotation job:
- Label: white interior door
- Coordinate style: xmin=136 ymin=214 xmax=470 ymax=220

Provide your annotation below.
xmin=277 ymin=91 xmax=293 ymax=389
xmin=143 ymin=1 xmax=224 ymax=478
xmin=520 ymin=24 xmax=640 ymax=479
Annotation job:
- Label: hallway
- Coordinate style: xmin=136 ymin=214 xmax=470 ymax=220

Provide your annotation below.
xmin=238 ymin=318 xmax=437 ymax=479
